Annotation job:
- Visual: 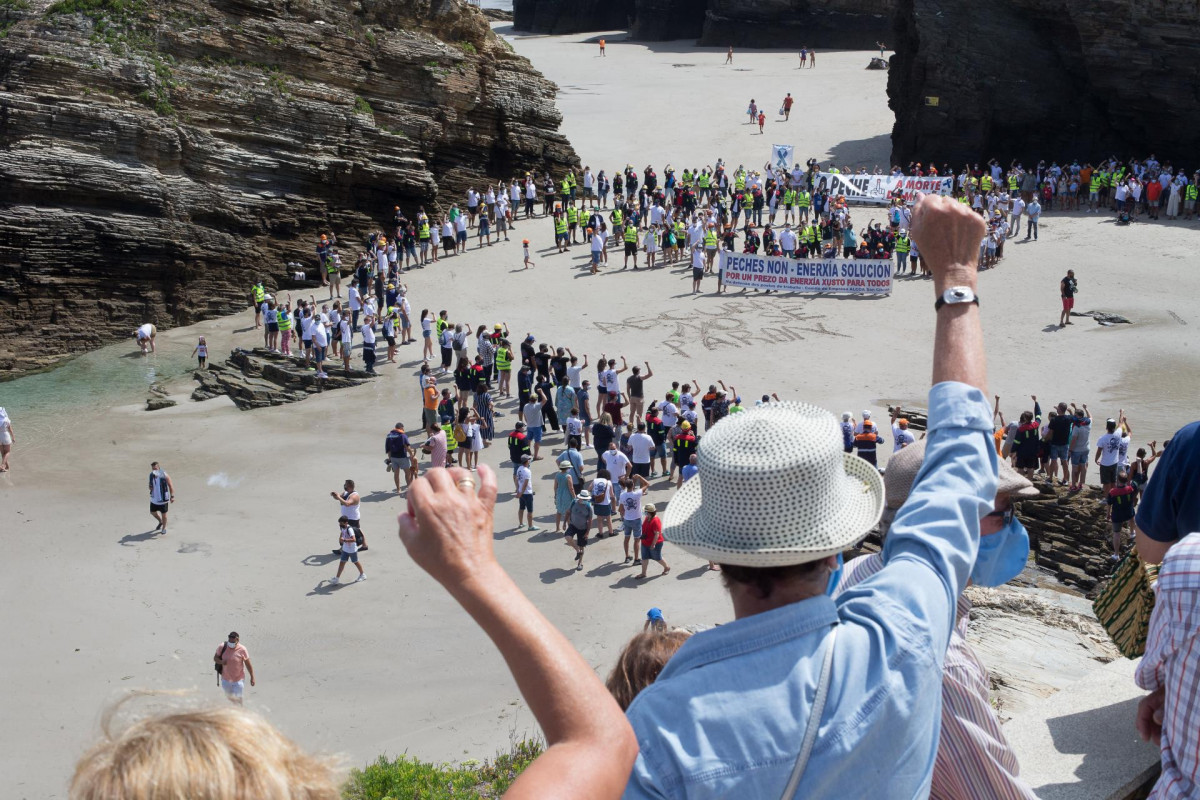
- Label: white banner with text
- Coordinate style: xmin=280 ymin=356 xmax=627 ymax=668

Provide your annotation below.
xmin=813 ymin=173 xmax=954 ymax=205
xmin=719 ymin=252 xmax=894 ymax=295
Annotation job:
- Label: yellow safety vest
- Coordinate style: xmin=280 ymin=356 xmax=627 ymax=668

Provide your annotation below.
xmin=675 ymin=221 xmax=686 ymax=241
xmin=895 ymin=235 xmax=910 ymax=253
xmin=436 ymin=318 xmax=448 ymax=336
xmin=1187 ymin=184 xmax=1198 ymax=200
xmin=442 ymin=422 xmax=457 ymax=451
xmin=555 ymin=217 xmax=567 ymax=235
xmin=277 ymin=311 xmax=292 ymax=331
xmin=704 ymin=229 xmax=717 ymax=247
xmin=742 ymin=193 xmax=753 ymax=209
xmin=980 ymin=176 xmax=992 ymax=191
xmin=496 ymin=347 xmax=512 ymax=370
xmin=1008 ymin=175 xmax=1018 ymax=191
xmin=735 ymin=173 xmax=746 ymax=190
xmin=253 ymin=284 xmax=265 ymax=303
xmin=624 ymin=226 xmax=638 ymax=243
xmin=784 ymin=189 xmax=796 ymax=205
xmin=561 ymin=180 xmax=570 ymax=195
xmin=698 ymin=173 xmax=710 ymax=188
xmin=567 ymin=207 xmax=578 ymax=224
xmin=419 ymin=222 xmax=430 ymax=240
xmin=612 ymin=209 xmax=623 ymax=225
xmin=798 ymin=191 xmax=810 ymax=207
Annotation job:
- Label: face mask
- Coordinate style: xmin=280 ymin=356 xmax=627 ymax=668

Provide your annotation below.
xmin=825 ymin=552 xmax=845 ymax=597
xmin=228 ymin=640 xmax=238 ymax=648
xmin=970 ymin=517 xmax=1030 ymax=587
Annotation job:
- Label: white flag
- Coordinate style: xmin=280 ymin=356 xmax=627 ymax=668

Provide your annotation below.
xmin=771 ymin=144 xmax=794 ymax=171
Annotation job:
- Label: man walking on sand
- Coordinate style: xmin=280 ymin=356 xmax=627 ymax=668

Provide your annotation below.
xmin=214 ymin=631 xmax=255 ymax=706
xmin=1060 ymin=270 xmax=1077 ymax=327
xmin=149 ymin=461 xmax=175 ymax=535
xmin=726 ymin=45 xmax=733 ymax=64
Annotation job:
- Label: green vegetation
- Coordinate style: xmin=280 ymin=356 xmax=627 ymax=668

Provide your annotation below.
xmin=353 ymin=95 xmax=373 ymax=116
xmin=342 ymin=740 xmax=542 ymax=800
xmin=458 ymin=40 xmax=476 ymax=55
xmin=1 ymin=0 xmax=31 ymax=10
xmin=46 ymin=0 xmax=139 ymax=17
xmin=136 ymin=88 xmax=174 ymax=116
xmin=363 ymin=28 xmax=376 ymax=47
xmin=425 ymin=59 xmax=439 ymax=68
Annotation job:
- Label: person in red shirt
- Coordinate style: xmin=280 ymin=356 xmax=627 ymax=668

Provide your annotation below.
xmin=637 ymin=505 xmax=670 ymax=579
xmin=1146 ymin=179 xmax=1163 ymax=220
xmin=757 ymin=110 xmax=766 ymax=134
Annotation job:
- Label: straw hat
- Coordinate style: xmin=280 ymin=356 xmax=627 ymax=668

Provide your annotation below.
xmin=662 ymin=402 xmax=884 ymax=567
xmin=884 ymin=439 xmax=1038 ymax=511
xmin=577 ymin=490 xmax=592 ymax=501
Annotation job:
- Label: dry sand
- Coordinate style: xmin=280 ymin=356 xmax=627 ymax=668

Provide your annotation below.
xmin=3 ymin=29 xmax=1199 ymax=798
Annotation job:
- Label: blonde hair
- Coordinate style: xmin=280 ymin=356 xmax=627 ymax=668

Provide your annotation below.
xmin=71 ymin=700 xmax=338 ymax=800
xmin=605 ymin=630 xmax=691 ymax=711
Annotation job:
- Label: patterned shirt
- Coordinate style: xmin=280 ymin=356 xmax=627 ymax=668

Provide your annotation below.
xmin=1136 ymin=533 xmax=1200 ymax=800
xmin=836 ymin=553 xmax=1036 ymax=800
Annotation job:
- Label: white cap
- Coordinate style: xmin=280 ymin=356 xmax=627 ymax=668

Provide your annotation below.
xmin=842 ymin=412 xmax=852 ymax=421
xmin=862 ymin=410 xmax=872 ymax=419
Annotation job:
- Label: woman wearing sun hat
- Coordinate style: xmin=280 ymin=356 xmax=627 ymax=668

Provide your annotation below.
xmin=623 ymin=194 xmax=998 ymax=797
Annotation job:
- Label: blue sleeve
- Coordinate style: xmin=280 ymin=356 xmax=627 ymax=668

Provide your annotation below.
xmin=1136 ymin=421 xmax=1200 ymax=543
xmin=856 ymin=382 xmax=997 ymax=657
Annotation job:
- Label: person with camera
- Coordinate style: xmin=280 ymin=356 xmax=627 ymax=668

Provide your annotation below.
xmin=213 ymin=632 xmax=255 ymax=706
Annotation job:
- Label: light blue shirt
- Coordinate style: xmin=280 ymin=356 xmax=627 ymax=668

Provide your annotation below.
xmin=624 ymin=382 xmax=997 ymax=799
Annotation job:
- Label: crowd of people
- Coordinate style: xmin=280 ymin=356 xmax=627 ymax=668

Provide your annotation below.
xmin=73 ymin=196 xmax=1198 ymax=800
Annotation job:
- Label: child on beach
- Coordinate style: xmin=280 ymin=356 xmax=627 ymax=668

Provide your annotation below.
xmin=192 ymin=337 xmax=208 ymax=369
xmin=523 ymin=239 xmax=534 ymax=269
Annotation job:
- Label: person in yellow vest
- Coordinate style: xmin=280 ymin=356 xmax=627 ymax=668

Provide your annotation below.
xmin=703 ymin=223 xmax=719 ymax=273
xmin=560 ymin=177 xmax=571 ymax=208
xmin=894 ymin=229 xmax=911 ymax=274
xmin=441 ymin=414 xmax=460 ymax=468
xmin=611 ymin=206 xmax=624 ymax=245
xmin=251 ymin=280 xmax=266 ymax=328
xmin=418 ymin=217 xmax=432 ymax=265
xmin=623 ymin=221 xmax=639 ymax=269
xmin=782 ymin=187 xmax=797 ymax=225
xmin=980 ymin=174 xmax=992 ymax=193
xmin=796 ymin=188 xmax=811 ymax=224
xmin=553 ymin=212 xmax=568 ymax=254
xmin=495 ymin=340 xmax=514 ymax=397
xmin=1185 ymin=179 xmax=1199 ymax=221
xmin=734 ymin=169 xmax=746 ymax=191
xmin=567 ymin=205 xmax=579 ymax=244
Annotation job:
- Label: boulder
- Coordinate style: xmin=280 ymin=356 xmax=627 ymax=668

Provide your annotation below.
xmin=146 ymin=397 xmax=177 ymax=411
xmin=889 ymin=0 xmax=1200 ymax=166
xmin=0 ymin=0 xmax=577 ymax=375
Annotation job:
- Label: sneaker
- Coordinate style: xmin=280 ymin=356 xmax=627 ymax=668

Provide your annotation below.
xmin=633 ymin=559 xmax=642 ymax=566
xmin=528 ymin=525 xmax=541 ymax=532
xmin=576 ymin=563 xmax=583 ymax=571
xmin=355 ymin=573 xmax=366 ymax=582
xmin=329 ymin=576 xmax=340 ymax=585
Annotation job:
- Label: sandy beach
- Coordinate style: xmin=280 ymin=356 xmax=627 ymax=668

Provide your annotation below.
xmin=3 ymin=29 xmax=1199 ymax=798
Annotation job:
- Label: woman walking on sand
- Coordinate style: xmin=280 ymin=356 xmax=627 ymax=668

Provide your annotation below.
xmin=0 ymin=406 xmax=14 ymax=473
xmin=553 ymin=461 xmax=578 ymax=533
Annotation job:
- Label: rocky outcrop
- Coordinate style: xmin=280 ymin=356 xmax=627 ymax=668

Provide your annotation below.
xmin=1018 ymin=484 xmax=1122 ymax=594
xmin=512 ymin=0 xmax=634 ymax=34
xmin=193 ymin=348 xmax=375 ymax=409
xmin=631 ymin=0 xmax=707 ymax=41
xmin=699 ymin=0 xmax=894 ymax=48
xmin=0 ymin=0 xmax=577 ymax=375
xmin=889 ymin=0 xmax=1200 ymax=166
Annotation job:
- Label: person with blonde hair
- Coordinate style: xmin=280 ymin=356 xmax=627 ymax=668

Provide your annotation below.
xmin=70 ymin=701 xmax=338 ymax=800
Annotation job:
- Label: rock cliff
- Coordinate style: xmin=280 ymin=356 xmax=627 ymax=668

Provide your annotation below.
xmin=889 ymin=0 xmax=1200 ymax=166
xmin=0 ymin=0 xmax=577 ymax=374
xmin=698 ymin=0 xmax=893 ymax=48
xmin=512 ymin=0 xmax=634 ymax=35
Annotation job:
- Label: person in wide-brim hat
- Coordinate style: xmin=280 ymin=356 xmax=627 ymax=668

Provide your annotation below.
xmin=663 ymin=401 xmax=884 ymax=567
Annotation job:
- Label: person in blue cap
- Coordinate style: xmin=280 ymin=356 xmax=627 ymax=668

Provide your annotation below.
xmin=644 ymin=607 xmax=666 ymax=633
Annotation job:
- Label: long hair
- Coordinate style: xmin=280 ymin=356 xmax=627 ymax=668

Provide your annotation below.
xmin=606 ymin=631 xmax=692 ymax=711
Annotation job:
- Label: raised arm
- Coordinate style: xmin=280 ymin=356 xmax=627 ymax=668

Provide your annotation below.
xmin=398 ymin=467 xmax=637 ymax=799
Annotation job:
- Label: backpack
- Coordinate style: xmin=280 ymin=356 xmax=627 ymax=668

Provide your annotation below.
xmin=453 ymin=423 xmax=467 ymax=443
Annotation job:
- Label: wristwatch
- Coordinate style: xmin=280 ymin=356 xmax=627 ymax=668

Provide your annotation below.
xmin=935 ymin=286 xmax=979 ymax=311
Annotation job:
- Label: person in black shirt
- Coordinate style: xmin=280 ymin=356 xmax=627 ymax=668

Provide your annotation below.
xmin=1046 ymin=401 xmax=1075 ymax=486
xmin=626 ymin=361 xmax=653 ymax=421
xmin=550 ymin=348 xmax=570 ymax=384
xmin=536 ymin=375 xmax=559 ymax=431
xmin=534 ymin=344 xmax=552 ymax=383
xmin=1060 ymin=269 xmax=1078 ymax=327
xmin=520 ymin=334 xmax=536 ymax=368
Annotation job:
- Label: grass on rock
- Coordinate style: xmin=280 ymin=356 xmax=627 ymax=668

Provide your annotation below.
xmin=342 ymin=740 xmax=541 ymax=800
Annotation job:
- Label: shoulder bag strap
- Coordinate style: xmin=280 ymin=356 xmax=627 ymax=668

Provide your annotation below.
xmin=780 ymin=623 xmax=839 ymax=800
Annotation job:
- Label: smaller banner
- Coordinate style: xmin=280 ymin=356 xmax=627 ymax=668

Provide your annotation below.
xmin=719 ymin=252 xmax=893 ymax=295
xmin=770 ymin=144 xmax=795 ymax=171
xmin=813 ymin=172 xmax=953 ymax=205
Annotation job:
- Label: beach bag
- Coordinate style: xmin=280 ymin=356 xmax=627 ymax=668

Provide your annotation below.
xmin=778 ymin=106 xmax=785 ymax=115
xmin=1092 ymin=547 xmax=1159 ymax=659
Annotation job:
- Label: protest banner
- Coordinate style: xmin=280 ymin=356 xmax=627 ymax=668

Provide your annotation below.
xmin=813 ymin=172 xmax=953 ymax=205
xmin=719 ymin=251 xmax=893 ymax=295
xmin=770 ymin=144 xmax=794 ymax=172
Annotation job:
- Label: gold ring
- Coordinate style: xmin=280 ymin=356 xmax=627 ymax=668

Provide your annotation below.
xmin=456 ymin=479 xmax=476 ymax=490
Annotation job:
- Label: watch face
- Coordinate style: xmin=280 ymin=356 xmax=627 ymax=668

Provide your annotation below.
xmin=950 ymin=288 xmax=969 ymax=301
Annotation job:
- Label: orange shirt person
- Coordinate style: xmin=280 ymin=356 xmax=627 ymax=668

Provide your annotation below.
xmin=599 ymin=38 xmax=606 ymax=57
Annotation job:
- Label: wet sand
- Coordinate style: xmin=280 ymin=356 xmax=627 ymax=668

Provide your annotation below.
xmin=3 ymin=29 xmax=1200 ymax=798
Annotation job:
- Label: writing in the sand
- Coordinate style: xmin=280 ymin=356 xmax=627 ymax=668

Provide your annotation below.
xmin=591 ymin=298 xmax=848 ymax=359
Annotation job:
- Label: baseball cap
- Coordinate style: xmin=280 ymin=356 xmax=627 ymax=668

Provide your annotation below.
xmin=647 ymin=607 xmax=663 ymax=621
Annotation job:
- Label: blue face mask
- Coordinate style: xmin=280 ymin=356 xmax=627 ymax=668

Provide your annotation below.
xmin=825 ymin=552 xmax=845 ymax=596
xmin=971 ymin=517 xmax=1030 ymax=587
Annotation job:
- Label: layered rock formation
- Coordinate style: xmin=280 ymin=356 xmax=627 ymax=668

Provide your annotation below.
xmin=0 ymin=0 xmax=577 ymax=374
xmin=512 ymin=0 xmax=634 ymax=35
xmin=698 ymin=0 xmax=894 ymax=48
xmin=889 ymin=0 xmax=1200 ymax=166
xmin=192 ymin=347 xmax=375 ymax=409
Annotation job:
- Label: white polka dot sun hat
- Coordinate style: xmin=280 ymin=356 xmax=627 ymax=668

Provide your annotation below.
xmin=662 ymin=401 xmax=884 ymax=567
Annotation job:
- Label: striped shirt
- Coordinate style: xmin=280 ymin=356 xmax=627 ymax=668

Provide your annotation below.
xmin=836 ymin=553 xmax=1036 ymax=800
xmin=1136 ymin=532 xmax=1200 ymax=800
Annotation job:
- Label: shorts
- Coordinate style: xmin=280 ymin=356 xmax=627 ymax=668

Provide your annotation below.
xmin=591 ymin=251 xmax=601 ymax=264
xmin=386 ymin=335 xmax=396 ymax=346
xmin=632 ymin=462 xmax=651 ymax=478
xmin=457 ymin=231 xmax=467 ymax=243
xmin=1070 ymin=450 xmax=1088 ymax=466
xmin=1112 ymin=519 xmax=1130 ymax=534
xmin=267 ymin=322 xmax=278 ymax=332
xmin=1099 ymin=463 xmax=1117 ymax=484
xmin=423 ymin=407 xmax=438 ymax=429
xmin=1049 ymin=444 xmax=1070 ymax=461
xmin=1062 ymin=297 xmax=1074 ymax=311
xmin=1016 ymin=453 xmax=1039 ymax=470
xmin=593 ymin=503 xmax=612 ymax=517
xmin=302 ymin=338 xmax=312 ymax=350
xmin=652 ymin=441 xmax=666 ymax=459
xmin=423 ymin=329 xmax=431 ymax=338
xmin=220 ymin=678 xmax=244 ymax=698
xmin=622 ymin=518 xmax=640 ymax=537
xmin=625 ymin=242 xmax=637 ymax=255
xmin=150 ymin=502 xmax=168 ymax=514
xmin=641 ymin=542 xmax=664 ymax=561
xmin=313 ymin=345 xmax=326 ymax=361
xmin=0 ymin=430 xmax=11 ymax=446
xmin=566 ymin=527 xmax=588 ymax=547
xmin=389 ymin=456 xmax=411 ymax=471
xmin=519 ymin=494 xmax=534 ymax=512
xmin=339 ymin=550 xmax=359 ymax=563
xmin=692 ymin=267 xmax=703 ymax=281
xmin=527 ymin=426 xmax=543 ymax=443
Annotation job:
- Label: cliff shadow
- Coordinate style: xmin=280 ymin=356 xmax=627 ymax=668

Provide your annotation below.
xmin=825 ymin=133 xmax=893 ymax=170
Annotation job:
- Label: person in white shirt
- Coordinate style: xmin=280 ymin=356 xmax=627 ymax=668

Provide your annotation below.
xmin=466 ymin=188 xmax=479 ymax=227
xmin=779 ymin=224 xmax=798 ymax=256
xmin=338 ymin=314 xmax=353 ymax=372
xmin=617 ymin=473 xmax=650 ymax=564
xmin=891 ymin=414 xmax=916 ymax=452
xmin=311 ymin=312 xmax=329 ymax=378
xmin=602 ymin=441 xmax=631 ymax=480
xmin=566 ymin=353 xmax=588 ymax=389
xmin=360 ymin=315 xmax=377 ymax=374
xmin=627 ymin=423 xmax=656 ymax=478
xmin=515 ymin=455 xmax=537 ymax=531
xmin=1094 ymin=415 xmax=1130 ymax=492
xmin=1008 ymin=197 xmax=1025 ymax=238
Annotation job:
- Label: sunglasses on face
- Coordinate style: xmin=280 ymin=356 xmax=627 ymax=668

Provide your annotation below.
xmin=985 ymin=507 xmax=1014 ymax=526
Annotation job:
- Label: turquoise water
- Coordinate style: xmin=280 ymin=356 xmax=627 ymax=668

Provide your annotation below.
xmin=0 ymin=340 xmax=200 ymax=444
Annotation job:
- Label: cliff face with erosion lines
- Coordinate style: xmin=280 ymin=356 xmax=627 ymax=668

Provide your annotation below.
xmin=888 ymin=0 xmax=1200 ymax=165
xmin=0 ymin=0 xmax=577 ymax=374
